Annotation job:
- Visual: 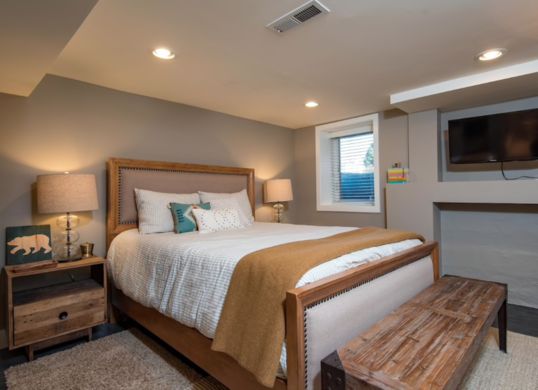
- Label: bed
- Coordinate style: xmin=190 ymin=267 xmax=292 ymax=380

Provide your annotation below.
xmin=106 ymin=157 xmax=439 ymax=390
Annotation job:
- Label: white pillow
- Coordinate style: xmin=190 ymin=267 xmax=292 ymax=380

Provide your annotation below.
xmin=209 ymin=198 xmax=252 ymax=227
xmin=192 ymin=208 xmax=244 ymax=233
xmin=134 ymin=189 xmax=200 ymax=234
xmin=199 ymin=189 xmax=254 ymax=225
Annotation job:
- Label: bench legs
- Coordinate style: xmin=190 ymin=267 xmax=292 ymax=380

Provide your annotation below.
xmin=498 ymin=299 xmax=507 ymax=353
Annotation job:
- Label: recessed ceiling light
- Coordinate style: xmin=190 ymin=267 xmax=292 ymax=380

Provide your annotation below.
xmin=305 ymin=101 xmax=319 ymax=108
xmin=152 ymin=47 xmax=175 ymax=60
xmin=476 ymin=48 xmax=506 ymax=62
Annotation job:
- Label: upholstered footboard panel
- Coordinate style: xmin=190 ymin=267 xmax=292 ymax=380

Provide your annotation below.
xmin=303 ymin=256 xmax=434 ymax=390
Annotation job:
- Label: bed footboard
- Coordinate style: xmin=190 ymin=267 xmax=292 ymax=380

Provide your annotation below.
xmin=285 ymin=241 xmax=439 ymax=390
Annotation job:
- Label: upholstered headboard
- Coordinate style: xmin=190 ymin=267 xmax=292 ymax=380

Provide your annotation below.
xmin=106 ymin=158 xmax=255 ymax=247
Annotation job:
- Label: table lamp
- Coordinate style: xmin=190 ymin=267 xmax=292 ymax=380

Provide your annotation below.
xmin=37 ymin=173 xmax=98 ymax=261
xmin=264 ymin=178 xmax=293 ymax=223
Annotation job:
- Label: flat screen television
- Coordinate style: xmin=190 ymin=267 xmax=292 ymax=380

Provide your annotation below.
xmin=448 ymin=108 xmax=538 ymax=164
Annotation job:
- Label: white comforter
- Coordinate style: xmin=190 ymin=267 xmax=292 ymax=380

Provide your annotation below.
xmin=107 ymin=222 xmax=422 ymax=373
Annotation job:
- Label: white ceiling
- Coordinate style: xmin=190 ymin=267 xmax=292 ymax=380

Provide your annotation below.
xmin=0 ymin=0 xmax=97 ymax=96
xmin=11 ymin=1 xmax=538 ymax=128
xmin=391 ymin=59 xmax=538 ymax=112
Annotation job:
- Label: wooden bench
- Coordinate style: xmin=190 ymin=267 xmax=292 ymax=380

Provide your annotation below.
xmin=321 ymin=276 xmax=507 ymax=390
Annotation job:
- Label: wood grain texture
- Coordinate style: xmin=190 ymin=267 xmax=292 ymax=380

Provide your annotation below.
xmin=7 ymin=260 xmax=58 ymax=274
xmin=110 ymin=241 xmax=438 ymax=390
xmin=4 ymin=256 xmax=104 ymax=279
xmin=336 ymin=276 xmax=507 ymax=390
xmin=111 ymin=286 xmax=286 ymax=390
xmin=106 ymin=158 xmax=440 ymax=390
xmin=4 ymin=269 xmax=14 ymax=349
xmin=286 ymin=242 xmax=439 ymax=390
xmin=5 ymin=257 xmax=107 ymax=352
xmin=213 ymin=228 xmax=424 ymax=388
xmin=106 ymin=157 xmax=256 ymax=247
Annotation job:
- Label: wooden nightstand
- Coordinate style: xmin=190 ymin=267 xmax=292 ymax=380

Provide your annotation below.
xmin=4 ymin=257 xmax=107 ymax=360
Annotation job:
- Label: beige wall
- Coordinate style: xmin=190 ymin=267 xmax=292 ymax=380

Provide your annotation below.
xmin=293 ymin=110 xmax=409 ymax=227
xmin=4 ymin=75 xmax=536 ymax=345
xmin=0 ymin=75 xmax=296 ymax=339
xmin=292 ymin=98 xmax=538 ymax=308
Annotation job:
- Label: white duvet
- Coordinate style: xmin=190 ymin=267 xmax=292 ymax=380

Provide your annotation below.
xmin=107 ymin=222 xmax=422 ymax=374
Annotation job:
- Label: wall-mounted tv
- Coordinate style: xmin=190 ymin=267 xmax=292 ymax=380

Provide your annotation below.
xmin=448 ymin=108 xmax=538 ymax=164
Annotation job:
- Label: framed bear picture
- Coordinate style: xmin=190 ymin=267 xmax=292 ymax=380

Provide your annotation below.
xmin=5 ymin=225 xmax=53 ymax=265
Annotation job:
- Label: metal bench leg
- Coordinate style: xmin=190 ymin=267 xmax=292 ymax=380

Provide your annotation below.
xmin=321 ymin=351 xmax=346 ymax=390
xmin=498 ymin=299 xmax=507 ymax=353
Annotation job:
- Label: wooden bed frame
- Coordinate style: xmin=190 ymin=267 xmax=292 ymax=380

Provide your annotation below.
xmin=106 ymin=157 xmax=440 ymax=390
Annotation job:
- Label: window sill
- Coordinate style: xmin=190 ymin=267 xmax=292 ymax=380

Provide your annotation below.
xmin=317 ymin=203 xmax=381 ymax=213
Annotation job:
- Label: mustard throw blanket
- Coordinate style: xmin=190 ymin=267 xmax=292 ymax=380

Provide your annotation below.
xmin=211 ymin=227 xmax=424 ymax=387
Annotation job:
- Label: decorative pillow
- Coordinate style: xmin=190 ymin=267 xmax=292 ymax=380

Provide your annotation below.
xmin=209 ymin=198 xmax=252 ymax=227
xmin=134 ymin=189 xmax=200 ymax=234
xmin=170 ymin=202 xmax=211 ymax=233
xmin=199 ymin=189 xmax=254 ymax=225
xmin=192 ymin=208 xmax=244 ymax=233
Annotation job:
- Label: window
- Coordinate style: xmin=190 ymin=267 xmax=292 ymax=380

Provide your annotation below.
xmin=316 ymin=113 xmax=380 ymax=212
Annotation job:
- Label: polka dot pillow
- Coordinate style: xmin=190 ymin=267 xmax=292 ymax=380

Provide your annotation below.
xmin=209 ymin=198 xmax=252 ymax=227
xmin=191 ymin=208 xmax=245 ymax=233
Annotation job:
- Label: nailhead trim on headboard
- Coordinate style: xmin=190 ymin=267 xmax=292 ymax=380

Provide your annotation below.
xmin=118 ymin=166 xmax=210 ymax=225
xmin=118 ymin=167 xmax=140 ymax=225
xmin=301 ymin=260 xmax=412 ymax=388
xmin=107 ymin=157 xmax=255 ymax=250
xmin=117 ymin=167 xmax=125 ymax=224
xmin=116 ymin=166 xmax=250 ymax=225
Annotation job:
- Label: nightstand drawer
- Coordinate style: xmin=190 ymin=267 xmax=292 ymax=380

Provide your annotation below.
xmin=13 ymin=279 xmax=105 ymax=347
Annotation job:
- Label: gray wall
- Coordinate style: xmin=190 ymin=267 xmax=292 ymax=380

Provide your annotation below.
xmin=438 ymin=97 xmax=538 ymax=308
xmin=293 ymin=110 xmax=409 ymax=227
xmin=440 ymin=204 xmax=538 ymax=308
xmin=0 ymin=75 xmax=296 ymax=339
xmin=386 ymin=102 xmax=538 ymax=309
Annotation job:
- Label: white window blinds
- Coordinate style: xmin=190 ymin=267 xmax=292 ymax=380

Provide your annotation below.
xmin=330 ymin=132 xmax=375 ymax=205
xmin=316 ymin=113 xmax=379 ymax=213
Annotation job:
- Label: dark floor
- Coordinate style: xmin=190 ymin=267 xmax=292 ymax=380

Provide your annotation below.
xmin=1 ymin=304 xmax=537 ymax=389
xmin=504 ymin=304 xmax=538 ymax=337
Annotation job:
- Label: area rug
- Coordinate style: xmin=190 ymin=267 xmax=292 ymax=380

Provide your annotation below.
xmin=4 ymin=329 xmax=226 ymax=390
xmin=460 ymin=329 xmax=538 ymax=389
xmin=5 ymin=328 xmax=538 ymax=389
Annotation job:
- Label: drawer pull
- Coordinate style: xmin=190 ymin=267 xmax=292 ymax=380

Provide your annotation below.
xmin=58 ymin=311 xmax=69 ymax=320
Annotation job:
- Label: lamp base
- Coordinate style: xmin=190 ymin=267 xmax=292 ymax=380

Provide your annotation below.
xmin=55 ymin=255 xmax=83 ymax=263
xmin=54 ymin=212 xmax=82 ymax=262
xmin=273 ymin=202 xmax=284 ymax=223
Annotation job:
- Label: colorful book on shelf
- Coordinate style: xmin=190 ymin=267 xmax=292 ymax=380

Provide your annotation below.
xmin=387 ymin=167 xmax=409 ymax=184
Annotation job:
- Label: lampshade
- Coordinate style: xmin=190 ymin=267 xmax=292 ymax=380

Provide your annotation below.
xmin=37 ymin=173 xmax=99 ymax=214
xmin=265 ymin=179 xmax=293 ymax=203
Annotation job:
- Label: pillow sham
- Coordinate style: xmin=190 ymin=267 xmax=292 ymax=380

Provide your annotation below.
xmin=134 ymin=189 xmax=200 ymax=234
xmin=199 ymin=189 xmax=254 ymax=225
xmin=170 ymin=202 xmax=211 ymax=233
xmin=192 ymin=208 xmax=244 ymax=233
xmin=209 ymin=198 xmax=252 ymax=227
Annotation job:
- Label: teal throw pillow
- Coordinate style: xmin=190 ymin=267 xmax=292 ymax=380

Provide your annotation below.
xmin=170 ymin=202 xmax=211 ymax=233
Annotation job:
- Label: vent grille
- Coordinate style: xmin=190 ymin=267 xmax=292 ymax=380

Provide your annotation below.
xmin=294 ymin=5 xmax=322 ymax=22
xmin=267 ymin=0 xmax=330 ymax=33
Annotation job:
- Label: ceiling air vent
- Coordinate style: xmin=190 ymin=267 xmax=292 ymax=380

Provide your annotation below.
xmin=267 ymin=0 xmax=330 ymax=33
